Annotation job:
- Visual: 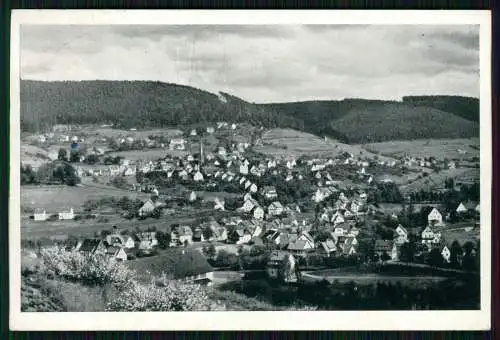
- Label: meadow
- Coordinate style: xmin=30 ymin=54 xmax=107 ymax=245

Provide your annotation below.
xmin=362 ymin=138 xmax=480 ymax=160
xmin=255 ymin=128 xmax=396 ymax=163
xmin=399 ymin=168 xmax=479 ymax=195
xmin=106 ymin=148 xmax=188 ymax=161
xmin=21 ymin=184 xmax=150 ymax=212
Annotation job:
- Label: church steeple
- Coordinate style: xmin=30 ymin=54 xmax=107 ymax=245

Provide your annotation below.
xmin=199 ymin=136 xmax=204 ymax=167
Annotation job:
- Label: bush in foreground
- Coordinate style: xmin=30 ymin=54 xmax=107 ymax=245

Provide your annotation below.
xmin=40 ymin=247 xmax=135 ymax=289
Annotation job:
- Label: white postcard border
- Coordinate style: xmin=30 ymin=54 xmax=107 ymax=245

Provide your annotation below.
xmin=9 ymin=9 xmax=492 ymax=331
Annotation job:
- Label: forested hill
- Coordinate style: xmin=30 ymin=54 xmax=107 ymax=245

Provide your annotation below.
xmin=20 ymin=80 xmax=303 ymax=133
xmin=402 ymin=96 xmax=479 ymax=123
xmin=264 ymin=98 xmax=479 ymax=143
xmin=21 ymin=80 xmax=479 ymax=144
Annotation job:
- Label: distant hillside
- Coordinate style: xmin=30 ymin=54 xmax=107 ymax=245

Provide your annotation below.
xmin=402 ymin=96 xmax=479 ymax=122
xmin=21 ymin=80 xmax=303 ymax=133
xmin=21 ymin=80 xmax=479 ymax=144
xmin=262 ymin=98 xmax=479 ymax=143
xmin=329 ymin=102 xmax=479 ymax=143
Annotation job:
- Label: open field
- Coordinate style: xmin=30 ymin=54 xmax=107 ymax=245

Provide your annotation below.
xmin=362 ymin=138 xmax=479 ymax=160
xmin=399 ymin=168 xmax=479 ymax=195
xmin=20 ymin=207 xmax=238 ymax=240
xmin=21 ymin=184 xmax=151 ymax=212
xmin=255 ymin=128 xmax=396 ymax=163
xmin=440 ymin=228 xmax=480 ymax=245
xmin=106 ymin=148 xmax=188 ymax=161
xmin=71 ymin=127 xmax=184 ymax=139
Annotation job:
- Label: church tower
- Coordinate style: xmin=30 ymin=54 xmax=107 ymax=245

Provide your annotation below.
xmin=199 ymin=137 xmax=204 ymax=167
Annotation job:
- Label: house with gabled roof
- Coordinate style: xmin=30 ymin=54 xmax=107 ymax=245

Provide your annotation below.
xmin=253 ymin=206 xmax=265 ymax=220
xmin=105 ymin=246 xmax=128 ymax=261
xmin=428 ymin=208 xmax=443 ymax=226
xmin=268 ymin=201 xmax=284 ymax=216
xmin=287 ymin=238 xmax=314 ymax=257
xmin=238 ymin=198 xmax=258 ymax=213
xmin=421 ymin=226 xmax=436 ymax=244
xmin=456 ymin=202 xmax=468 ymax=214
xmin=230 ymin=228 xmax=252 ymax=245
xmin=76 ymin=239 xmax=107 ymax=255
xmin=34 ymin=208 xmax=48 ymax=221
xmin=134 ymin=231 xmax=158 ymax=249
xmin=374 ymin=240 xmax=397 ymax=261
xmin=261 ymin=186 xmax=278 ymax=200
xmin=331 ymin=212 xmax=345 ymax=226
xmin=319 ymin=239 xmax=337 ymax=257
xmin=128 ymin=249 xmax=214 ymax=285
xmin=58 ymin=207 xmax=75 ymax=220
xmin=394 ymin=224 xmax=409 ymax=245
xmin=266 ymin=250 xmax=297 ymax=282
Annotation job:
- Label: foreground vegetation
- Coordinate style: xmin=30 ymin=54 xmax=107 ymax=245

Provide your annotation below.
xmin=21 ymin=248 xmax=315 ymax=312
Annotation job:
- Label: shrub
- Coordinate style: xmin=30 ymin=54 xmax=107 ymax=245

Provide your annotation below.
xmin=105 ymin=280 xmax=212 ymax=311
xmin=39 ymin=247 xmax=135 ymax=289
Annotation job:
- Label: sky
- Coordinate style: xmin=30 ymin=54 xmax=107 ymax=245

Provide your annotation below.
xmin=20 ymin=24 xmax=479 ymax=103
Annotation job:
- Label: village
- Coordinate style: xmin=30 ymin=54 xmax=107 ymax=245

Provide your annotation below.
xmin=21 ymin=121 xmax=481 ymax=291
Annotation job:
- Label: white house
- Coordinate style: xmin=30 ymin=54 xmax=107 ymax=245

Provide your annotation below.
xmin=239 ymin=199 xmax=257 ymax=213
xmin=206 ymin=127 xmax=215 ymax=134
xmin=394 ymin=224 xmax=408 ymax=245
xmin=441 ymin=245 xmax=451 ymax=263
xmin=333 ymin=226 xmax=346 ymax=236
xmin=421 ymin=226 xmax=436 ymax=244
xmin=456 ymin=202 xmax=468 ymax=213
xmin=427 ymin=208 xmax=443 ymax=226
xmin=253 ymin=206 xmax=265 ymax=220
xmin=169 ymin=139 xmax=186 ymax=150
xmin=214 ymin=198 xmax=225 ymax=211
xmin=193 ymin=171 xmax=204 ymax=182
xmin=268 ymin=201 xmax=284 ymax=216
xmin=249 ymin=183 xmax=258 ymax=193
xmin=244 ymin=180 xmax=252 ymax=190
xmin=58 ymin=208 xmax=74 ymax=220
xmin=331 ymin=212 xmax=345 ymax=226
xmin=189 ymin=191 xmax=197 ymax=202
xmin=138 ymin=200 xmax=156 ymax=217
xmin=34 ymin=209 xmax=47 ymax=221
xmin=239 ymin=163 xmax=249 ymax=175
xmin=190 ymin=129 xmax=197 ymax=136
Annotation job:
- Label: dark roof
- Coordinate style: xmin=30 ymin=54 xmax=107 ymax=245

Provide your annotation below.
xmin=78 ymin=239 xmax=102 ymax=253
xmin=105 ymin=246 xmax=121 ymax=255
xmin=374 ymin=240 xmax=393 ymax=252
xmin=127 ymin=249 xmax=213 ymax=280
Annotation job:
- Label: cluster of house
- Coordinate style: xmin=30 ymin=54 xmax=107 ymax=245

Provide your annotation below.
xmin=401 ymin=155 xmax=461 ymax=170
xmin=74 ymin=231 xmax=159 ymax=261
xmin=33 ymin=208 xmax=75 ymax=222
xmin=374 ymin=204 xmax=479 ymax=264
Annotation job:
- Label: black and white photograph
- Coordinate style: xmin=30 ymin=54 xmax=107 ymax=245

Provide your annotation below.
xmin=10 ymin=10 xmax=491 ymax=331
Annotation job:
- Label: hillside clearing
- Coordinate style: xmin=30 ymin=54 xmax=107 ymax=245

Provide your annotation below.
xmin=399 ymin=168 xmax=479 ymax=195
xmin=362 ymin=138 xmax=480 ymax=160
xmin=255 ymin=128 xmax=396 ymax=162
xmin=21 ymin=184 xmax=150 ymax=212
